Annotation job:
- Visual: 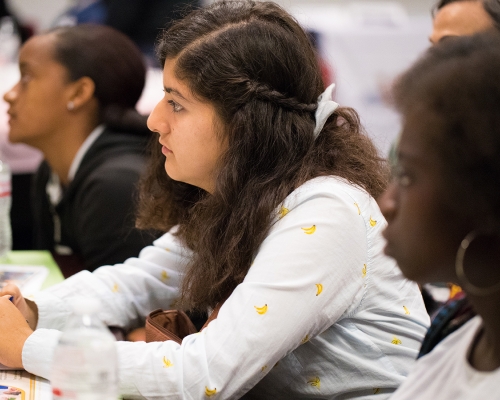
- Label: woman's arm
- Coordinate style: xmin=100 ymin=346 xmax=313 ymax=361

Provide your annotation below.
xmin=112 ymin=184 xmax=369 ymax=399
xmin=27 ymin=180 xmax=373 ymax=398
xmin=31 ymin=229 xmax=189 ymax=332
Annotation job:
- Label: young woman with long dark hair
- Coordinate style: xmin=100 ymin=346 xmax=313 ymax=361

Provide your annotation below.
xmin=0 ymin=2 xmax=428 ymax=398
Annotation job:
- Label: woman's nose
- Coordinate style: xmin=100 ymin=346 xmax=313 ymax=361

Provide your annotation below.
xmin=147 ymin=101 xmax=169 ymax=135
xmin=3 ymin=82 xmax=19 ymax=104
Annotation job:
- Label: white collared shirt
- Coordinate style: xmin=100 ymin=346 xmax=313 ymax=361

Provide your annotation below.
xmin=25 ymin=176 xmax=430 ymax=399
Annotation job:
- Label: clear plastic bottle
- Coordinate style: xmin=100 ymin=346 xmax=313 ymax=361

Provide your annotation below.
xmin=0 ymin=157 xmax=12 ymax=259
xmin=0 ymin=16 xmax=21 ymax=65
xmin=50 ymin=298 xmax=119 ymax=400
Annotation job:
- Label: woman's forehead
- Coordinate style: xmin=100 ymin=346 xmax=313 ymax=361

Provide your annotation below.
xmin=19 ymin=34 xmax=59 ymax=67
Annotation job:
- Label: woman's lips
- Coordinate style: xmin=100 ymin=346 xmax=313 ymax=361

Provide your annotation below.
xmin=161 ymin=145 xmax=172 ymax=155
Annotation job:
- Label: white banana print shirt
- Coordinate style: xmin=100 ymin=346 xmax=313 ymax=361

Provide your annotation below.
xmin=23 ymin=176 xmax=429 ymax=399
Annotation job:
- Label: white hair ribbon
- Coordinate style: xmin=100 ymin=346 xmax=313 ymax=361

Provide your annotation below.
xmin=313 ymin=83 xmax=339 ymax=139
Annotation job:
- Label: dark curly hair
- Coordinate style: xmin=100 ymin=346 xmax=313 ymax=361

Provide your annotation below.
xmin=393 ymin=30 xmax=500 ymax=231
xmin=137 ymin=0 xmax=389 ymax=310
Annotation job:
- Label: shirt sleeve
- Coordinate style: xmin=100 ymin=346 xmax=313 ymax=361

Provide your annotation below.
xmin=30 ymin=229 xmax=189 ymax=332
xmin=24 ymin=186 xmax=369 ymax=399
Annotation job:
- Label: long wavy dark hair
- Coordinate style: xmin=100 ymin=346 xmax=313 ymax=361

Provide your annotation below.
xmin=137 ymin=0 xmax=389 ymax=310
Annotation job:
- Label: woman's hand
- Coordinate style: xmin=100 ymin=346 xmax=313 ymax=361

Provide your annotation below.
xmin=0 ymin=295 xmax=33 ymax=368
xmin=0 ymin=284 xmax=38 ymax=330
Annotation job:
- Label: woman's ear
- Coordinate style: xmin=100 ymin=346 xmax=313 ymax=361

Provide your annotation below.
xmin=66 ymin=76 xmax=96 ymax=111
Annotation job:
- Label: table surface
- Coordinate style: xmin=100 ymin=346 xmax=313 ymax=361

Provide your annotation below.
xmin=1 ymin=250 xmax=65 ymax=289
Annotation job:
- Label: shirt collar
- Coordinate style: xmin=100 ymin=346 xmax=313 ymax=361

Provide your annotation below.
xmin=46 ymin=124 xmax=105 ymax=206
xmin=67 ymin=124 xmax=105 ymax=182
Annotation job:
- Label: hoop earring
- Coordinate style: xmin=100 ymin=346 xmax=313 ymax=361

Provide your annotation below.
xmin=455 ymin=230 xmax=500 ymax=296
xmin=67 ymin=101 xmax=75 ymax=111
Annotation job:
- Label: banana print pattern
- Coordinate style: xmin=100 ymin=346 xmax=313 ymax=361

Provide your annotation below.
xmin=301 ymin=335 xmax=310 ymax=344
xmin=254 ymin=304 xmax=268 ymax=315
xmin=362 ymin=264 xmax=367 ymax=278
xmin=112 ymin=283 xmax=119 ymax=293
xmin=391 ymin=336 xmax=402 ymax=345
xmin=403 ymin=306 xmax=410 ymax=315
xmin=373 ymin=388 xmax=381 ymax=394
xmin=354 ymin=202 xmax=361 ymax=215
xmin=369 ymin=217 xmax=377 ymax=227
xmin=261 ymin=365 xmax=268 ymax=372
xmin=161 ymin=270 xmax=170 ymax=282
xmin=163 ymin=357 xmax=173 ymax=368
xmin=301 ymin=225 xmax=316 ymax=234
xmin=279 ymin=206 xmax=289 ymax=219
xmin=308 ymin=377 xmax=321 ymax=389
xmin=205 ymin=387 xmax=217 ymax=397
xmin=315 ymin=283 xmax=323 ymax=296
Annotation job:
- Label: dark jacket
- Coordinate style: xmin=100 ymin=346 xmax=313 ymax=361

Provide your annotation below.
xmin=32 ymin=128 xmax=154 ymax=275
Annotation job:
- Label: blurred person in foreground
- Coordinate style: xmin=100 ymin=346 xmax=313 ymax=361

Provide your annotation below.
xmin=415 ymin=0 xmax=500 ymax=357
xmin=380 ymin=31 xmax=500 ymax=399
xmin=3 ymin=24 xmax=154 ymax=276
xmin=430 ymin=0 xmax=499 ymax=44
xmin=0 ymin=2 xmax=429 ymax=398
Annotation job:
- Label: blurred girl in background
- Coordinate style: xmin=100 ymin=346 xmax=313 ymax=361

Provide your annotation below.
xmin=3 ymin=24 xmax=154 ymax=275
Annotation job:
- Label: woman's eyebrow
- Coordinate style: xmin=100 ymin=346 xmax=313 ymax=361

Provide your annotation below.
xmin=164 ymin=86 xmax=189 ymax=102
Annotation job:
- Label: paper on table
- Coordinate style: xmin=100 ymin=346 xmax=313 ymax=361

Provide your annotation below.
xmin=0 ymin=265 xmax=49 ymax=297
xmin=0 ymin=370 xmax=52 ymax=400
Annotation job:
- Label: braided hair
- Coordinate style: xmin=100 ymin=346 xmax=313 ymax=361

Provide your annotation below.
xmin=137 ymin=0 xmax=388 ymax=310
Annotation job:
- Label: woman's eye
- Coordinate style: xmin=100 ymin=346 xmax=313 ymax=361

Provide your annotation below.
xmin=20 ymin=74 xmax=31 ymax=85
xmin=167 ymin=100 xmax=183 ymax=113
xmin=393 ymin=165 xmax=413 ymax=187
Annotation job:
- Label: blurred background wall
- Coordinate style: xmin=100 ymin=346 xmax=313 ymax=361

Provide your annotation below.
xmin=4 ymin=0 xmax=436 ymax=155
xmin=8 ymin=0 xmax=435 ymax=34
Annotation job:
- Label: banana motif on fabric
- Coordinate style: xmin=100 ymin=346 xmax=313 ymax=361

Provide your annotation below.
xmin=373 ymin=388 xmax=381 ymax=394
xmin=279 ymin=206 xmax=289 ymax=219
xmin=112 ymin=283 xmax=119 ymax=293
xmin=362 ymin=264 xmax=367 ymax=278
xmin=163 ymin=357 xmax=173 ymax=368
xmin=308 ymin=377 xmax=321 ymax=389
xmin=302 ymin=225 xmax=316 ymax=234
xmin=315 ymin=283 xmax=323 ymax=296
xmin=301 ymin=334 xmax=310 ymax=344
xmin=254 ymin=304 xmax=268 ymax=314
xmin=205 ymin=387 xmax=217 ymax=397
xmin=369 ymin=217 xmax=377 ymax=227
xmin=161 ymin=270 xmax=169 ymax=282
xmin=354 ymin=202 xmax=361 ymax=215
xmin=391 ymin=336 xmax=402 ymax=345
xmin=403 ymin=306 xmax=410 ymax=315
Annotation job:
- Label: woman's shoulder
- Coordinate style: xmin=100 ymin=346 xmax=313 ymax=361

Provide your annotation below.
xmin=287 ymin=175 xmax=369 ymax=201
xmin=280 ymin=176 xmax=379 ymax=224
xmin=391 ymin=316 xmax=494 ymax=400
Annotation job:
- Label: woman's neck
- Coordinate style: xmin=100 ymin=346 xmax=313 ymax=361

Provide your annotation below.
xmin=468 ymin=293 xmax=500 ymax=371
xmin=39 ymin=122 xmax=98 ymax=186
